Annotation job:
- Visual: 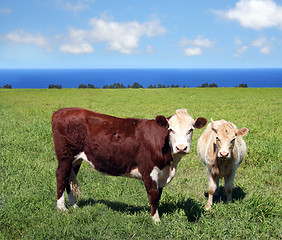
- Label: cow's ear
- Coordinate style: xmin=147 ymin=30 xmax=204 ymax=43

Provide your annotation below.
xmin=155 ymin=115 xmax=168 ymax=127
xmin=194 ymin=117 xmax=207 ymax=129
xmin=237 ymin=127 xmax=248 ymax=137
xmin=211 ymin=118 xmax=217 ymax=133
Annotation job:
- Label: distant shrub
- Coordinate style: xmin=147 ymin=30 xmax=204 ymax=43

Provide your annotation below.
xmin=2 ymin=84 xmax=12 ymax=89
xmin=209 ymin=83 xmax=218 ymax=88
xmin=157 ymin=84 xmax=166 ymax=88
xmin=237 ymin=83 xmax=248 ymax=88
xmin=87 ymin=84 xmax=96 ymax=89
xmin=77 ymin=83 xmax=98 ymax=88
xmin=103 ymin=82 xmax=126 ymax=89
xmin=148 ymin=84 xmax=156 ymax=88
xmin=128 ymin=82 xmax=143 ymax=88
xmin=197 ymin=83 xmax=218 ymax=88
xmin=170 ymin=84 xmax=180 ymax=88
xmin=48 ymin=84 xmax=62 ymax=89
xmin=199 ymin=83 xmax=208 ymax=88
xmin=78 ymin=84 xmax=87 ymax=89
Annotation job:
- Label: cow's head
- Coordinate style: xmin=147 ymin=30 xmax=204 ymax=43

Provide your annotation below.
xmin=168 ymin=109 xmax=207 ymax=155
xmin=211 ymin=119 xmax=248 ymax=159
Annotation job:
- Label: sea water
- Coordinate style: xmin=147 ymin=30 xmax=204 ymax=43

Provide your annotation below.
xmin=0 ymin=68 xmax=281 ymax=88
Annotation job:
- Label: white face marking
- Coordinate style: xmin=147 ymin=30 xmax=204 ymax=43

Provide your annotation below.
xmin=168 ymin=109 xmax=195 ymax=155
xmin=57 ymin=193 xmax=67 ymax=211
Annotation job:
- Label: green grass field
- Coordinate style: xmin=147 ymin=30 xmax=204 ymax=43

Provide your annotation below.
xmin=0 ymin=88 xmax=281 ymax=239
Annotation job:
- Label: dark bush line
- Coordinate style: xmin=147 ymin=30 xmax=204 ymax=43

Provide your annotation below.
xmin=78 ymin=82 xmax=188 ymax=89
xmin=0 ymin=84 xmax=12 ymax=89
xmin=236 ymin=83 xmax=248 ymax=88
xmin=78 ymin=84 xmax=98 ymax=88
xmin=48 ymin=84 xmax=62 ymax=89
xmin=197 ymin=83 xmax=218 ymax=88
xmin=0 ymin=82 xmax=248 ymax=89
xmin=78 ymin=82 xmax=247 ymax=89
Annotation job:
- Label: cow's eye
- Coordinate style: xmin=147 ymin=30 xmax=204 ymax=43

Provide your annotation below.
xmin=216 ymin=136 xmax=221 ymax=142
xmin=169 ymin=128 xmax=175 ymax=134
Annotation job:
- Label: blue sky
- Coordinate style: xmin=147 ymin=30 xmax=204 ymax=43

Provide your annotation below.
xmin=0 ymin=0 xmax=281 ymax=68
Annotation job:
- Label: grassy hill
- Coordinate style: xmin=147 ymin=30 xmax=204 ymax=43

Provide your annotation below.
xmin=0 ymin=88 xmax=281 ymax=239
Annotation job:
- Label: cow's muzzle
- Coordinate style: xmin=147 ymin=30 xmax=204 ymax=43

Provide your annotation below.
xmin=175 ymin=144 xmax=189 ymax=154
xmin=218 ymin=151 xmax=230 ymax=158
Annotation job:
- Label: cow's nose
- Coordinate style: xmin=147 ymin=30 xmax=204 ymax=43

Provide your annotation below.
xmin=175 ymin=144 xmax=188 ymax=153
xmin=219 ymin=151 xmax=229 ymax=158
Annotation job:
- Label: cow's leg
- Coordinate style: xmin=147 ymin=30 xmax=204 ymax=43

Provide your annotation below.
xmin=67 ymin=161 xmax=82 ymax=208
xmin=143 ymin=177 xmax=163 ymax=223
xmin=56 ymin=160 xmax=72 ymax=210
xmin=214 ymin=178 xmax=220 ymax=197
xmin=67 ymin=168 xmax=78 ymax=208
xmin=206 ymin=170 xmax=218 ymax=210
xmin=224 ymin=169 xmax=236 ymax=203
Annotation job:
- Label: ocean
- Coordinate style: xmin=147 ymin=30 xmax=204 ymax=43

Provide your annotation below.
xmin=0 ymin=68 xmax=281 ymax=88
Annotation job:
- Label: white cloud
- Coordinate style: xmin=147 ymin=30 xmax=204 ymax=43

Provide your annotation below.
xmin=252 ymin=37 xmax=274 ymax=54
xmin=184 ymin=47 xmax=202 ymax=56
xmin=233 ymin=37 xmax=248 ymax=57
xmin=235 ymin=37 xmax=243 ymax=45
xmin=232 ymin=36 xmax=275 ymax=56
xmin=4 ymin=30 xmax=49 ymax=47
xmin=55 ymin=0 xmax=93 ymax=15
xmin=179 ymin=36 xmax=214 ymax=48
xmin=238 ymin=46 xmax=248 ymax=54
xmin=60 ymin=18 xmax=166 ymax=54
xmin=179 ymin=35 xmax=213 ymax=57
xmin=252 ymin=37 xmax=267 ymax=47
xmin=146 ymin=45 xmax=154 ymax=53
xmin=214 ymin=0 xmax=282 ymax=30
xmin=233 ymin=45 xmax=248 ymax=57
xmin=63 ymin=2 xmax=89 ymax=13
xmin=60 ymin=42 xmax=94 ymax=54
xmin=0 ymin=6 xmax=12 ymax=15
xmin=260 ymin=45 xmax=272 ymax=54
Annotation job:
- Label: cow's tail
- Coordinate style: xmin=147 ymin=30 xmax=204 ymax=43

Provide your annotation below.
xmin=68 ymin=168 xmax=80 ymax=196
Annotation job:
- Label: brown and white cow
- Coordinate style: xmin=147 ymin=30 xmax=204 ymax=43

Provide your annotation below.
xmin=197 ymin=119 xmax=248 ymax=210
xmin=52 ymin=108 xmax=207 ymax=223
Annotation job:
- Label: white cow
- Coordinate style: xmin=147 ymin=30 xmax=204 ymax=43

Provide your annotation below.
xmin=197 ymin=119 xmax=248 ymax=210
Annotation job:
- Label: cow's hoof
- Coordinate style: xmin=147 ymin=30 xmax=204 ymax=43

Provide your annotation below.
xmin=152 ymin=210 xmax=161 ymax=224
xmin=205 ymin=205 xmax=212 ymax=211
xmin=72 ymin=203 xmax=79 ymax=209
xmin=57 ymin=205 xmax=68 ymax=211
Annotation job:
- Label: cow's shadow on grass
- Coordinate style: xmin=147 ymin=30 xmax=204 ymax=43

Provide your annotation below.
xmin=78 ymin=197 xmax=203 ymax=222
xmin=78 ymin=198 xmax=148 ymax=214
xmin=204 ymin=186 xmax=246 ymax=203
xmin=158 ymin=197 xmax=204 ymax=222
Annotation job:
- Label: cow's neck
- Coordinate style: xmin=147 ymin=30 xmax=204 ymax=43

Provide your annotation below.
xmin=158 ymin=154 xmax=182 ymax=188
xmin=172 ymin=153 xmax=185 ymax=163
xmin=170 ymin=154 xmax=184 ymax=170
